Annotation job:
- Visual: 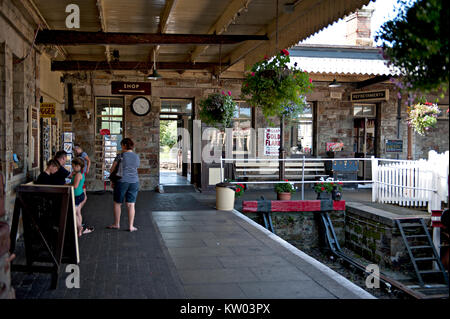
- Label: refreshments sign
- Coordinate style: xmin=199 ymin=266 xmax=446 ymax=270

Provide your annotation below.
xmin=351 ymin=89 xmax=389 ymax=102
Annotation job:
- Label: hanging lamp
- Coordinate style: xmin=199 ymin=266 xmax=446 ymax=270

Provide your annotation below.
xmin=328 ymin=79 xmax=342 ymax=88
xmin=147 ymin=50 xmax=162 ymax=80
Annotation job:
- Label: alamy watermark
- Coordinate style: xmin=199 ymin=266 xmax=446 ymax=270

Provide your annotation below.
xmin=65 ymin=4 xmax=80 ymax=29
xmin=365 ymin=264 xmax=380 ymax=289
xmin=65 ymin=264 xmax=80 ymax=289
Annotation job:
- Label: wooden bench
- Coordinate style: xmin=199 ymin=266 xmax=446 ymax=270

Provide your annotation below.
xmin=233 ymin=160 xmax=330 ymax=182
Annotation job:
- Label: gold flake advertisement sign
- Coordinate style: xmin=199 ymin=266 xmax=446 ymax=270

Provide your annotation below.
xmin=40 ymin=102 xmax=56 ymax=118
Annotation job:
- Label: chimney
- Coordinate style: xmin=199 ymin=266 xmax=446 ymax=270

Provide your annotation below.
xmin=345 ymin=4 xmax=375 ymax=46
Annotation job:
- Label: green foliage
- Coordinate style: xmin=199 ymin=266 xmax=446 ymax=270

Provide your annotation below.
xmin=199 ymin=92 xmax=237 ymax=128
xmin=241 ymin=50 xmax=314 ymax=123
xmin=275 ymin=180 xmax=295 ymax=194
xmin=375 ymin=0 xmax=449 ymax=94
xmin=160 ymin=120 xmax=177 ymax=149
xmin=314 ymin=181 xmax=343 ymax=193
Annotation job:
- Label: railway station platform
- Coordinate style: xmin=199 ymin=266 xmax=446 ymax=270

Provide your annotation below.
xmin=10 ymin=189 xmax=375 ymax=299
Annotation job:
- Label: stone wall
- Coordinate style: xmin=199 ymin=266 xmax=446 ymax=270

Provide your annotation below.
xmin=344 ymin=203 xmax=426 ymax=271
xmin=244 ymin=210 xmax=345 ymax=249
xmin=0 ymin=0 xmax=42 ymax=226
xmin=64 ymin=71 xmax=244 ymax=191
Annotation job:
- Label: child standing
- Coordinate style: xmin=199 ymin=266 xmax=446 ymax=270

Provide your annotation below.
xmin=73 ymin=144 xmax=91 ymax=210
xmin=71 ymin=157 xmax=94 ymax=237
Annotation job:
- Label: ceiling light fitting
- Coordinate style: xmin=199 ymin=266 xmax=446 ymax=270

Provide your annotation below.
xmin=328 ymin=79 xmax=342 ymax=88
xmin=147 ymin=50 xmax=162 ymax=80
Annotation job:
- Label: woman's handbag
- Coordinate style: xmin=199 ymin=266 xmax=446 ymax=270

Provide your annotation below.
xmin=109 ymin=154 xmax=123 ymax=183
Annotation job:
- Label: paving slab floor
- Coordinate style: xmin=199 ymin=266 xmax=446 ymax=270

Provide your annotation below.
xmin=10 ymin=190 xmax=374 ymax=299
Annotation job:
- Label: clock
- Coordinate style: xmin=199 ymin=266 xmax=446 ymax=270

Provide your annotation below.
xmin=130 ymin=97 xmax=151 ymax=116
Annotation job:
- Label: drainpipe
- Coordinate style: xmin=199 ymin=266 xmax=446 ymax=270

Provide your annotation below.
xmin=396 ymin=98 xmax=401 ymax=160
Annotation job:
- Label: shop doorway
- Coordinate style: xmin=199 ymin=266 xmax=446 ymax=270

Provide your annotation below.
xmin=159 ymin=99 xmax=193 ymax=185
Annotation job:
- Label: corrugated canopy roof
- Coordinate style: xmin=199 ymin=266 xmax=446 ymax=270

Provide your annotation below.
xmin=288 ymin=44 xmax=400 ymax=76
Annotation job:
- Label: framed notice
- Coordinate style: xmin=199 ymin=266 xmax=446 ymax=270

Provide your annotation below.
xmin=64 ymin=132 xmax=73 ymax=143
xmin=264 ymin=128 xmax=280 ymax=156
xmin=326 ymin=142 xmax=344 ymax=152
xmin=385 ymin=139 xmax=403 ymax=153
xmin=64 ymin=142 xmax=73 ymax=154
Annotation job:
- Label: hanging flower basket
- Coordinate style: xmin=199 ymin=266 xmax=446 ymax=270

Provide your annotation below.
xmin=407 ymin=101 xmax=441 ymax=135
xmin=241 ymin=50 xmax=314 ymax=122
xmin=199 ymin=91 xmax=237 ymax=128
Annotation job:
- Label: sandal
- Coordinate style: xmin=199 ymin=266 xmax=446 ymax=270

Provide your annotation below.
xmin=82 ymin=225 xmax=95 ymax=235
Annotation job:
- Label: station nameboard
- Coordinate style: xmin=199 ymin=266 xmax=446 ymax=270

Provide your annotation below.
xmin=111 ymin=81 xmax=151 ymax=95
xmin=385 ymin=139 xmax=403 ymax=153
xmin=351 ymin=89 xmax=389 ymax=102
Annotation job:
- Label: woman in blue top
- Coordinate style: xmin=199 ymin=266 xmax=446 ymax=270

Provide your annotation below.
xmin=107 ymin=138 xmax=140 ymax=232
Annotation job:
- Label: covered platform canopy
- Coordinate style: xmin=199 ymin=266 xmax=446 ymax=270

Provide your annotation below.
xmin=19 ymin=0 xmax=372 ymax=74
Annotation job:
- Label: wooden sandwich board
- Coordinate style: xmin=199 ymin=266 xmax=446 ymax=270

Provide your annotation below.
xmin=9 ymin=184 xmax=79 ymax=289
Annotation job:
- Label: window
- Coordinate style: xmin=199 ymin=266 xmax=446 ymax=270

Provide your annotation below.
xmin=232 ymin=102 xmax=253 ymax=156
xmin=292 ymin=104 xmax=313 ymax=155
xmin=13 ymin=55 xmax=25 ymax=175
xmin=161 ymin=99 xmax=192 ymax=115
xmin=438 ymin=104 xmax=449 ymax=119
xmin=353 ymin=104 xmax=376 ymax=117
xmin=96 ymin=97 xmax=124 ymax=180
xmin=96 ymin=97 xmax=124 ymax=135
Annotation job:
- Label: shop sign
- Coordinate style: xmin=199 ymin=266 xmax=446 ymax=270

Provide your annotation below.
xmin=40 ymin=102 xmax=56 ymax=118
xmin=385 ymin=139 xmax=403 ymax=153
xmin=111 ymin=81 xmax=151 ymax=95
xmin=351 ymin=89 xmax=389 ymax=102
xmin=264 ymin=128 xmax=280 ymax=156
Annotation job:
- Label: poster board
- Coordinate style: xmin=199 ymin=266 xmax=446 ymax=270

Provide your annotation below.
xmin=264 ymin=128 xmax=280 ymax=156
xmin=9 ymin=184 xmax=79 ymax=288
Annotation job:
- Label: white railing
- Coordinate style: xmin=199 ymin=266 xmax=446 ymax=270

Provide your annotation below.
xmin=220 ymin=151 xmax=449 ymax=212
xmin=220 ymin=156 xmax=374 ymax=200
xmin=372 ymin=150 xmax=449 ymax=212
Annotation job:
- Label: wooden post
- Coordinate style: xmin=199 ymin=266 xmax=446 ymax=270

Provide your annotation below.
xmin=279 ymin=115 xmax=286 ymax=181
xmin=407 ymin=124 xmax=413 ymax=160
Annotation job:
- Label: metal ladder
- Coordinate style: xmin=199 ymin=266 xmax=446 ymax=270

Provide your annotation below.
xmin=395 ymin=218 xmax=449 ymax=288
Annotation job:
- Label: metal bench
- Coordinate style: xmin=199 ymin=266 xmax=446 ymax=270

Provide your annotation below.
xmin=233 ymin=160 xmax=330 ymax=181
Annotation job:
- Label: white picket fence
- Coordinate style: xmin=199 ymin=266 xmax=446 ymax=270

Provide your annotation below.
xmin=372 ymin=150 xmax=449 ymax=212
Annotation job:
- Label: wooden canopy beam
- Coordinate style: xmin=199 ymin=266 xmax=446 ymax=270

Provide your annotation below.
xmin=190 ymin=0 xmax=253 ymax=63
xmin=36 ymin=30 xmax=268 ymax=45
xmin=51 ymin=60 xmax=225 ymax=71
xmin=149 ymin=0 xmax=180 ymax=68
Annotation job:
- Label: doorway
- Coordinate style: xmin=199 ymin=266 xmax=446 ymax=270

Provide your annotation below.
xmin=159 ymin=99 xmax=193 ymax=185
xmin=353 ymin=103 xmax=377 ymax=180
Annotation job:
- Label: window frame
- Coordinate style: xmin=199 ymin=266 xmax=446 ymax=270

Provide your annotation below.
xmin=95 ymin=96 xmax=125 ymax=135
